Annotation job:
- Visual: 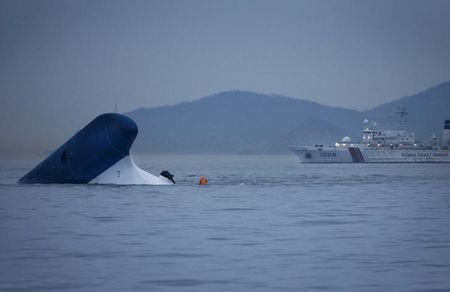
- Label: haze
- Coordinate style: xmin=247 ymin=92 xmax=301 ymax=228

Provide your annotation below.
xmin=1 ymin=0 xmax=450 ymax=155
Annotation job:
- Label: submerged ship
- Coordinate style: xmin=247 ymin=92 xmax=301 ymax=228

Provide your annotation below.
xmin=289 ymin=107 xmax=450 ymax=163
xmin=19 ymin=113 xmax=175 ymax=185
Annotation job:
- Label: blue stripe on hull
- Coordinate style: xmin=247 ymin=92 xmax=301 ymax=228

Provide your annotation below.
xmin=348 ymin=147 xmax=365 ymax=163
xmin=19 ymin=113 xmax=137 ymax=184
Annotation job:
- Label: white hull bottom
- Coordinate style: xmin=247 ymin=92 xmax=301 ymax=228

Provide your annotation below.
xmin=290 ymin=146 xmax=450 ymax=163
xmin=89 ymin=156 xmax=173 ymax=185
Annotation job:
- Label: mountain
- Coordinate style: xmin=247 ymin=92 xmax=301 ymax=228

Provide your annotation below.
xmin=127 ymin=82 xmax=450 ymax=154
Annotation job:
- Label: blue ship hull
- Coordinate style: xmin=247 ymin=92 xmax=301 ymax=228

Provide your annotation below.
xmin=19 ymin=113 xmax=138 ymax=184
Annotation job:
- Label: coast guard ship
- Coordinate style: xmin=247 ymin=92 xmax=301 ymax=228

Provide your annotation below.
xmin=289 ymin=107 xmax=450 ymax=163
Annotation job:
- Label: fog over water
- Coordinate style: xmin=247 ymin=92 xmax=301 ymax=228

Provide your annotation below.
xmin=2 ymin=2 xmax=450 ymax=290
xmin=1 ymin=0 xmax=450 ymax=155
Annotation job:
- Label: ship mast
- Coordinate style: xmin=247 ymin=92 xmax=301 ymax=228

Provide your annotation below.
xmin=395 ymin=105 xmax=408 ymax=130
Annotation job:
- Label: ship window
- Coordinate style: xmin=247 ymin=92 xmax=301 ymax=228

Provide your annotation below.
xmin=305 ymin=153 xmax=312 ymax=159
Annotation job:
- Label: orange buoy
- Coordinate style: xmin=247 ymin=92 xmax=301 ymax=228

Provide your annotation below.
xmin=198 ymin=176 xmax=208 ymax=185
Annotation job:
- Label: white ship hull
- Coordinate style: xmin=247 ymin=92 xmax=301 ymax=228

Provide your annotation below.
xmin=89 ymin=156 xmax=173 ymax=185
xmin=289 ymin=146 xmax=353 ymax=163
xmin=289 ymin=146 xmax=450 ymax=163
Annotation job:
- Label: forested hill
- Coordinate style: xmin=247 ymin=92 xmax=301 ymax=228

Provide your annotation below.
xmin=127 ymin=82 xmax=450 ymax=154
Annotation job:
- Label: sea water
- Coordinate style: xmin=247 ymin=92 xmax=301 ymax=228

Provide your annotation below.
xmin=1 ymin=155 xmax=450 ymax=291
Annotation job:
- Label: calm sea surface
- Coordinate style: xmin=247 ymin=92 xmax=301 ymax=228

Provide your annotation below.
xmin=1 ymin=155 xmax=450 ymax=291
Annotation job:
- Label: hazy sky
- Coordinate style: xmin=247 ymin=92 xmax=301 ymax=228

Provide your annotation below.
xmin=1 ymin=0 xmax=450 ymax=154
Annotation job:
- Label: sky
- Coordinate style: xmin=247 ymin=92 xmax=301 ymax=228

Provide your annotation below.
xmin=1 ymin=0 xmax=450 ymax=154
